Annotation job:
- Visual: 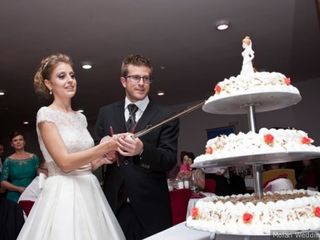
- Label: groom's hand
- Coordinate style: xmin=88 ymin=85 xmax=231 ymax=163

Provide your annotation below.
xmin=117 ymin=134 xmax=143 ymax=157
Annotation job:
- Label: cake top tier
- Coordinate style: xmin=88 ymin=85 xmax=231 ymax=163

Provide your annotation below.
xmin=202 ymin=36 xmax=301 ymax=114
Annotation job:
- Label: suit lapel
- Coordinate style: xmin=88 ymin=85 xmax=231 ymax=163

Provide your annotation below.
xmin=112 ymin=101 xmax=127 ymax=134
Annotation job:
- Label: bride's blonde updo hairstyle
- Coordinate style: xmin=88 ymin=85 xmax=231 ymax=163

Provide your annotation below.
xmin=34 ymin=53 xmax=73 ymax=98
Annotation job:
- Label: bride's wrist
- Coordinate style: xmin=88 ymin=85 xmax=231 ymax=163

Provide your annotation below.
xmin=90 ymin=159 xmax=99 ymax=171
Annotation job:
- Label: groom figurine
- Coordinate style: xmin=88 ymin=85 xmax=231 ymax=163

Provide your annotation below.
xmin=95 ymin=54 xmax=179 ymax=239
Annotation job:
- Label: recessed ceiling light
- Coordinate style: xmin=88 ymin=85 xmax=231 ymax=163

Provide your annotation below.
xmin=0 ymin=90 xmax=5 ymax=96
xmin=157 ymin=91 xmax=165 ymax=96
xmin=216 ymin=20 xmax=230 ymax=31
xmin=82 ymin=63 xmax=92 ymax=70
xmin=23 ymin=121 xmax=29 ymax=125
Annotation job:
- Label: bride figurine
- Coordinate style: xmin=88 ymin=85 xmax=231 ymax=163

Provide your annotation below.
xmin=240 ymin=36 xmax=255 ymax=75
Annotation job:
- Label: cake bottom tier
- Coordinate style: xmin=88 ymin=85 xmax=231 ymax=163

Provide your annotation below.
xmin=186 ymin=190 xmax=320 ymax=235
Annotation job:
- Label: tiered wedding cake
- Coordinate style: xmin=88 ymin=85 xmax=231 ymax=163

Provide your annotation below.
xmin=187 ymin=36 xmax=320 ymax=235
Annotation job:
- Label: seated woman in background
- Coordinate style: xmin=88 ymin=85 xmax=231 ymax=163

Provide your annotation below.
xmin=176 ymin=151 xmax=193 ymax=180
xmin=176 ymin=151 xmax=205 ymax=191
xmin=0 ymin=130 xmax=40 ymax=202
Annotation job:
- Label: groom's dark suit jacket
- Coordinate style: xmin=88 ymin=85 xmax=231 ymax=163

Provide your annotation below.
xmin=94 ymin=100 xmax=179 ymax=236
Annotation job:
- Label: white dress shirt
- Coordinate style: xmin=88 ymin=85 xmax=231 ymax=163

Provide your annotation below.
xmin=124 ymin=96 xmax=149 ymax=122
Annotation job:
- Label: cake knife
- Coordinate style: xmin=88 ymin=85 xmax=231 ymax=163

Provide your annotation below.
xmin=134 ymin=100 xmax=205 ymax=138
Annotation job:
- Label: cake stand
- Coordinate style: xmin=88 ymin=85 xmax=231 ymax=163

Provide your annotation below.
xmin=194 ymin=92 xmax=317 ymax=199
xmin=202 ymin=91 xmax=301 ymax=115
xmin=191 ymin=151 xmax=320 ymax=168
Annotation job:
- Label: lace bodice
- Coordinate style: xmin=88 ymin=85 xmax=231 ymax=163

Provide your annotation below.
xmin=36 ymin=107 xmax=94 ymax=175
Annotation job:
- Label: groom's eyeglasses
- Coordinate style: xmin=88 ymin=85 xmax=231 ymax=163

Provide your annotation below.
xmin=125 ymin=75 xmax=152 ymax=84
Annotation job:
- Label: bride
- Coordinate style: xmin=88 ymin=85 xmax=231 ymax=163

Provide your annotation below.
xmin=17 ymin=53 xmax=126 ymax=240
xmin=240 ymin=36 xmax=255 ymax=75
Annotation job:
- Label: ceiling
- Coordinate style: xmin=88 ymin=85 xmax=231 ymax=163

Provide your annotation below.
xmin=0 ymin=0 xmax=319 ymax=139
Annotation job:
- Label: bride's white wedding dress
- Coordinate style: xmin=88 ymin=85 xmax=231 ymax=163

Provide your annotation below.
xmin=17 ymin=107 xmax=125 ymax=240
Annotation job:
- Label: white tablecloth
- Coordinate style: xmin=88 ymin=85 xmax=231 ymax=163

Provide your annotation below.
xmin=144 ymin=222 xmax=272 ymax=240
xmin=144 ymin=222 xmax=212 ymax=240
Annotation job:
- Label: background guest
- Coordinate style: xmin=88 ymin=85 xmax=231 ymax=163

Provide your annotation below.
xmin=0 ymin=130 xmax=40 ymax=202
xmin=0 ymin=136 xmax=30 ymax=239
xmin=176 ymin=151 xmax=205 ymax=191
xmin=18 ymin=160 xmax=48 ymax=216
xmin=176 ymin=151 xmax=193 ymax=180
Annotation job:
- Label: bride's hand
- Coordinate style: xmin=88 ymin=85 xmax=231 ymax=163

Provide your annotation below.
xmin=100 ymin=135 xmax=110 ymax=143
xmin=91 ymin=156 xmax=115 ymax=170
xmin=100 ymin=135 xmax=119 ymax=152
xmin=104 ymin=151 xmax=117 ymax=161
xmin=99 ymin=156 xmax=114 ymax=165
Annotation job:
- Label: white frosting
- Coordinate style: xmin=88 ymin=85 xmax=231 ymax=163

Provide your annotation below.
xmin=207 ymin=71 xmax=300 ymax=102
xmin=194 ymin=128 xmax=320 ymax=163
xmin=186 ymin=190 xmax=320 ymax=235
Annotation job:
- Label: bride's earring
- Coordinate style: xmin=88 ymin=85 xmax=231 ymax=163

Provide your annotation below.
xmin=49 ymin=90 xmax=52 ymax=95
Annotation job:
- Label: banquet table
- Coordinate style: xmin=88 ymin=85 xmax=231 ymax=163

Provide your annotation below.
xmin=144 ymin=222 xmax=212 ymax=240
xmin=144 ymin=222 xmax=272 ymax=240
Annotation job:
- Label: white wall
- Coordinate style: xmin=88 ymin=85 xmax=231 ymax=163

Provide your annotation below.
xmin=292 ymin=78 xmax=320 ymax=141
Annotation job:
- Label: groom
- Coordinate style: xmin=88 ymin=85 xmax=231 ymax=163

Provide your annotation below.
xmin=95 ymin=54 xmax=179 ymax=239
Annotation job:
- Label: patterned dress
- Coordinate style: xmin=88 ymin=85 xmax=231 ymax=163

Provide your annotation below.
xmin=0 ymin=155 xmax=40 ymax=202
